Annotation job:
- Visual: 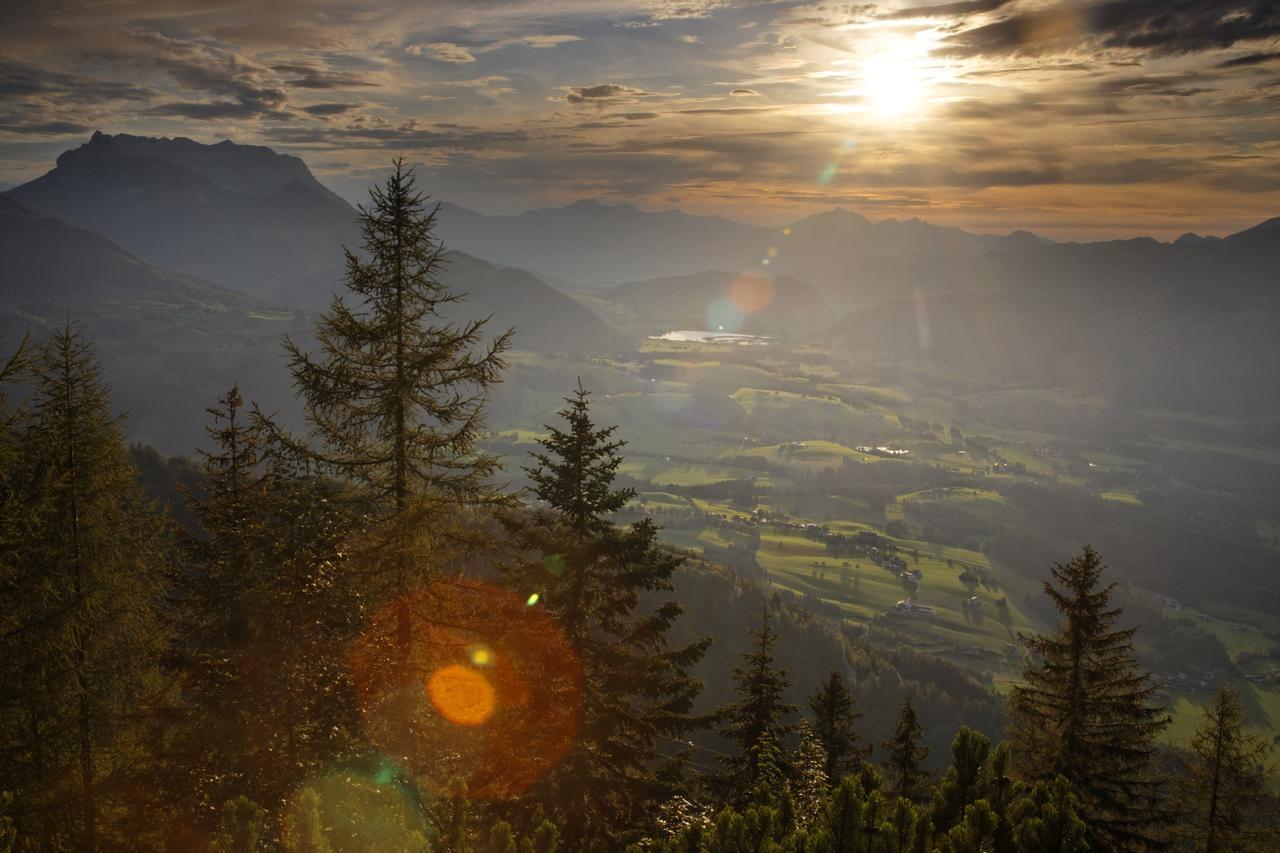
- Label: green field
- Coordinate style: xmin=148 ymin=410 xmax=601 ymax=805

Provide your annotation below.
xmin=484 ymin=342 xmax=1280 ymax=743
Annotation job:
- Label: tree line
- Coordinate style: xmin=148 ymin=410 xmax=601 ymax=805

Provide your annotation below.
xmin=1 ymin=162 xmax=1276 ymax=852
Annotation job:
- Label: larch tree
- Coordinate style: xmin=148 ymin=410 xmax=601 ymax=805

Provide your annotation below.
xmin=1174 ymin=686 xmax=1276 ymax=852
xmin=514 ymin=381 xmax=709 ymax=850
xmin=808 ymin=671 xmax=868 ymax=786
xmin=1007 ymin=545 xmax=1169 ymax=851
xmin=0 ymin=325 xmax=169 ymax=850
xmin=170 ymin=387 xmax=363 ymax=830
xmin=716 ymin=605 xmax=797 ymax=808
xmin=883 ymin=695 xmax=929 ymax=803
xmin=283 ymin=158 xmax=510 ymax=657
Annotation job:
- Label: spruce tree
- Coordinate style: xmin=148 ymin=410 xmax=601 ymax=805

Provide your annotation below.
xmin=1007 ymin=545 xmax=1169 ymax=850
xmin=808 ymin=671 xmax=868 ymax=785
xmin=716 ymin=605 xmax=797 ymax=807
xmin=0 ymin=325 xmax=169 ymax=849
xmin=283 ymin=159 xmax=510 ymax=629
xmin=883 ymin=695 xmax=929 ymax=802
xmin=514 ymin=382 xmax=708 ymax=849
xmin=1174 ymin=686 xmax=1276 ymax=852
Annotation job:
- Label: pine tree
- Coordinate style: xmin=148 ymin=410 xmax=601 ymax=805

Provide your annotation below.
xmin=1008 ymin=776 xmax=1089 ymax=853
xmin=0 ymin=325 xmax=169 ymax=849
xmin=1174 ymin=686 xmax=1276 ymax=852
xmin=931 ymin=726 xmax=990 ymax=835
xmin=883 ymin=695 xmax=929 ymax=802
xmin=1007 ymin=545 xmax=1169 ymax=850
xmin=808 ymin=671 xmax=868 ymax=786
xmin=514 ymin=382 xmax=709 ymax=849
xmin=283 ymin=158 xmax=510 ymax=634
xmin=716 ymin=605 xmax=798 ymax=807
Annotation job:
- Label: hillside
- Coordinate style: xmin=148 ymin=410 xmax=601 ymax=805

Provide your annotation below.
xmin=828 ymin=290 xmax=1280 ymax=416
xmin=0 ymin=196 xmax=306 ymax=453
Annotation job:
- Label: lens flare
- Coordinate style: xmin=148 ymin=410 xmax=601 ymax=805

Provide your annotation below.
xmin=729 ymin=273 xmax=775 ymax=314
xmin=706 ymin=296 xmax=745 ymax=332
xmin=350 ymin=579 xmax=580 ymax=799
xmin=427 ymin=664 xmax=496 ymax=726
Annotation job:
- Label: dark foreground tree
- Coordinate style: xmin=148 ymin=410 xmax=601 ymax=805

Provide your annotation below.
xmin=716 ymin=605 xmax=797 ymax=807
xmin=883 ymin=694 xmax=930 ymax=803
xmin=283 ymin=159 xmax=510 ymax=649
xmin=168 ymin=388 xmax=362 ymax=831
xmin=512 ymin=382 xmax=708 ymax=849
xmin=1174 ymin=686 xmax=1276 ymax=852
xmin=809 ymin=670 xmax=868 ymax=786
xmin=0 ymin=326 xmax=169 ymax=850
xmin=1008 ymin=545 xmax=1169 ymax=850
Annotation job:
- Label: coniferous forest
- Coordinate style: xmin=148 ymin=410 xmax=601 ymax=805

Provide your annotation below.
xmin=3 ymin=165 xmax=1278 ymax=853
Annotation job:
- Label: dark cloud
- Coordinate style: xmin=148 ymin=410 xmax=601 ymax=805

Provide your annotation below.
xmin=887 ymin=0 xmax=1013 ymax=20
xmin=302 ymin=102 xmax=362 ymax=116
xmin=1100 ymin=75 xmax=1217 ymax=98
xmin=565 ymin=83 xmax=655 ymax=103
xmin=1215 ymin=51 xmax=1280 ymax=68
xmin=271 ymin=63 xmax=379 ymax=89
xmin=942 ymin=0 xmax=1280 ymax=58
xmin=0 ymin=60 xmax=154 ymax=103
xmin=263 ymin=122 xmax=526 ymax=151
xmin=0 ymin=118 xmax=92 ymax=136
xmin=730 ymin=87 xmax=760 ymax=96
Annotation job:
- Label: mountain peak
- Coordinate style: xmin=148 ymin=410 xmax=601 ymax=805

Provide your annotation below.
xmin=55 ymin=131 xmax=343 ymax=202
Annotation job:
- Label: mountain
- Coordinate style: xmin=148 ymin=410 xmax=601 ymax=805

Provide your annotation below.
xmin=432 ymin=198 xmax=1068 ymax=304
xmin=829 ymin=289 xmax=1280 ymax=416
xmin=436 ymin=252 xmax=622 ymax=352
xmin=6 ymin=131 xmax=359 ymax=306
xmin=0 ymin=195 xmax=307 ymax=452
xmin=434 ymin=199 xmax=763 ymax=288
xmin=607 ymin=270 xmax=827 ymax=338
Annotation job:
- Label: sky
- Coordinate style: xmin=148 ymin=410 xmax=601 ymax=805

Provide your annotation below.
xmin=2 ymin=0 xmax=1279 ymax=240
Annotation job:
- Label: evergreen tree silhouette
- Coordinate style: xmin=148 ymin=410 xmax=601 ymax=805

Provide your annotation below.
xmin=1008 ymin=545 xmax=1169 ymax=850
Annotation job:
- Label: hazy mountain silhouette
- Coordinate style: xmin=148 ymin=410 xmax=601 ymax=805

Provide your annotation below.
xmin=829 ymin=287 xmax=1280 ymax=416
xmin=4 ymin=133 xmax=621 ymax=352
xmin=0 ymin=195 xmax=305 ymax=451
xmin=7 ymin=132 xmax=358 ymax=304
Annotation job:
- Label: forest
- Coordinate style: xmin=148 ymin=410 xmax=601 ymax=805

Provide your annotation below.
xmin=1 ymin=165 xmax=1276 ymax=853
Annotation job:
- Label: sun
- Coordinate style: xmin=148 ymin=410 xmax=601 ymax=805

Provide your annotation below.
xmin=855 ymin=33 xmax=937 ymax=119
xmin=861 ymin=56 xmax=926 ymax=117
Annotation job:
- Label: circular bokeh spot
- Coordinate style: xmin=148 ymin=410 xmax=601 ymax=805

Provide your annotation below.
xmin=350 ymin=579 xmax=581 ymax=799
xmin=706 ymin=296 xmax=744 ymax=333
xmin=427 ymin=664 xmax=496 ymax=726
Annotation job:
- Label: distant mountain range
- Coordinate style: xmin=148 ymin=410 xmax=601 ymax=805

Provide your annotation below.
xmin=2 ymin=131 xmax=1278 ymax=432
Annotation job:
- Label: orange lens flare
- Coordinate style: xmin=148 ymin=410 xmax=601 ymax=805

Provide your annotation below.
xmin=729 ymin=273 xmax=775 ymax=314
xmin=350 ymin=578 xmax=580 ymax=800
xmin=427 ymin=664 xmax=496 ymax=726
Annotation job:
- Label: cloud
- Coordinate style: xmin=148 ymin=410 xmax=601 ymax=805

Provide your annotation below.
xmin=407 ymin=42 xmax=477 ymax=63
xmin=941 ymin=0 xmax=1280 ymax=58
xmin=271 ymin=63 xmax=379 ymax=89
xmin=514 ymin=34 xmax=582 ymax=48
xmin=730 ymin=87 xmax=761 ymax=96
xmin=302 ymin=102 xmax=362 ymax=116
xmin=564 ymin=83 xmax=655 ymax=104
xmin=886 ymin=0 xmax=1013 ymax=20
xmin=1215 ymin=51 xmax=1280 ymax=68
xmin=0 ymin=59 xmax=153 ymax=103
xmin=679 ymin=35 xmax=701 ymax=44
